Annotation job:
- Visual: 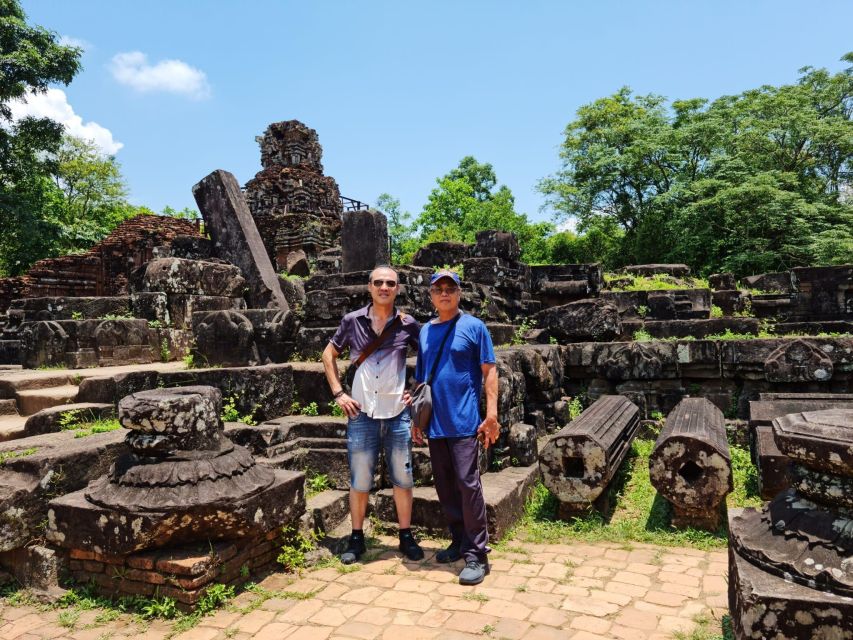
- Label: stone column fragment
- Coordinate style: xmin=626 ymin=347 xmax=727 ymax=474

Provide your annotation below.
xmin=192 ymin=169 xmax=289 ymax=311
xmin=341 ymin=209 xmax=389 ymax=273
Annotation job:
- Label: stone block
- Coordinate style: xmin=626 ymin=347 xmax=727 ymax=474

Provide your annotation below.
xmin=471 ymin=230 xmax=521 ymax=263
xmin=375 ymin=462 xmax=539 ymax=539
xmin=412 ymin=242 xmax=470 ymax=268
xmin=508 ymin=423 xmax=537 ymax=466
xmin=134 ymin=257 xmax=245 ymax=297
xmin=341 ymin=209 xmax=389 ymax=273
xmin=532 ymin=298 xmax=621 ymax=343
xmin=708 ymin=273 xmax=736 ymax=290
xmin=728 ymin=523 xmax=853 ymax=640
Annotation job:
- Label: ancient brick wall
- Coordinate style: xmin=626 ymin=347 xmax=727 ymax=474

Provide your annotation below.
xmin=14 ymin=215 xmax=201 ymax=299
xmin=0 ymin=277 xmax=26 ymax=314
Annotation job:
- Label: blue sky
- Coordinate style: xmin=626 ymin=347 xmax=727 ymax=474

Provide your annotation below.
xmin=19 ymin=1 xmax=853 ymax=225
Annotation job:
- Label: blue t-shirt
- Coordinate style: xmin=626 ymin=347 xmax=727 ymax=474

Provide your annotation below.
xmin=414 ymin=312 xmax=496 ymax=438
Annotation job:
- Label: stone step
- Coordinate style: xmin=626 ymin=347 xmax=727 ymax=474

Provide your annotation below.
xmin=0 ymin=399 xmax=18 ymax=415
xmin=15 ymin=385 xmax=79 ymax=416
xmin=4 ymin=373 xmax=77 ymax=392
xmin=299 ymin=489 xmax=350 ymax=537
xmin=0 ymin=414 xmax=27 ymax=442
xmin=24 ymin=402 xmax=116 ymax=437
xmin=375 ymin=462 xmax=539 ymax=540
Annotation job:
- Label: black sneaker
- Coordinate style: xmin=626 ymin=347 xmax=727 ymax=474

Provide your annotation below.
xmin=435 ymin=542 xmax=462 ymax=564
xmin=398 ymin=531 xmax=425 ymax=561
xmin=340 ymin=534 xmax=366 ymax=565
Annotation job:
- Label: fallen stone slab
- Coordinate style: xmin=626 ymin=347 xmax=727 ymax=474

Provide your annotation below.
xmin=193 ymin=169 xmax=289 ymax=311
xmin=374 ymin=462 xmax=539 ymax=540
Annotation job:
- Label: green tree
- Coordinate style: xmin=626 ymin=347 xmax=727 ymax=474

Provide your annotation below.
xmin=0 ymin=0 xmax=82 ymax=274
xmin=45 ymin=135 xmax=137 ymax=253
xmin=413 ymin=158 xmax=555 ymax=263
xmin=376 ymin=193 xmax=417 ymax=264
xmin=539 ymin=54 xmax=853 ymax=276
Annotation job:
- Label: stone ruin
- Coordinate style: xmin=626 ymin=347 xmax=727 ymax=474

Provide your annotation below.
xmin=0 ymin=120 xmax=850 ymax=629
xmin=46 ymin=386 xmax=303 ymax=607
xmin=728 ymin=409 xmax=853 ymax=639
xmin=244 ymin=120 xmax=345 ymax=272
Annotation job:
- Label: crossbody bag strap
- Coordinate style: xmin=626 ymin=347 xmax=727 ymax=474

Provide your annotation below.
xmin=354 ymin=311 xmax=404 ymax=368
xmin=426 ymin=312 xmax=461 ymax=385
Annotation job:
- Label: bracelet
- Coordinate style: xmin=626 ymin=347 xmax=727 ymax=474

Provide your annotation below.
xmin=333 ymin=390 xmax=345 ymax=399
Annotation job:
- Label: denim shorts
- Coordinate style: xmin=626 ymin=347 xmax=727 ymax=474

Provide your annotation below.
xmin=347 ymin=408 xmax=414 ymax=492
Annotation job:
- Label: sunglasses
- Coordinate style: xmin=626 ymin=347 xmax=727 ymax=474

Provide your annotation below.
xmin=430 ymin=285 xmax=459 ymax=295
xmin=372 ymin=279 xmax=398 ymax=288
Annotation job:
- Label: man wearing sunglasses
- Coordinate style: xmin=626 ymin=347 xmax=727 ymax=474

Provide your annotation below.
xmin=322 ymin=265 xmax=423 ymax=564
xmin=410 ymin=269 xmax=499 ymax=585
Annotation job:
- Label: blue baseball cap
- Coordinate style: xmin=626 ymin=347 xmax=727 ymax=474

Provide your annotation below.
xmin=430 ymin=269 xmax=461 ymax=286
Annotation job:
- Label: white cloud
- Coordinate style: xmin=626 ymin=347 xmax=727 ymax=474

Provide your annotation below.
xmin=9 ymin=88 xmax=123 ymax=155
xmin=58 ymin=35 xmax=92 ymax=51
xmin=109 ymin=51 xmax=211 ymax=100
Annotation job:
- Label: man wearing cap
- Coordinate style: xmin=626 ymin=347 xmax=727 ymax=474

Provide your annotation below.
xmin=322 ymin=265 xmax=424 ymax=564
xmin=410 ymin=269 xmax=499 ymax=585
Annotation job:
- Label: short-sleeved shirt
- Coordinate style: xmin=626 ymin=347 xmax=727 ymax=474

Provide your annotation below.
xmin=414 ymin=312 xmax=495 ymax=438
xmin=330 ymin=304 xmax=420 ymax=419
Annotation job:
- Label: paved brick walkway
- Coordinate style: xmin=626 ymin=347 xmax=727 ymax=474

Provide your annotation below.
xmin=0 ymin=536 xmax=729 ymax=640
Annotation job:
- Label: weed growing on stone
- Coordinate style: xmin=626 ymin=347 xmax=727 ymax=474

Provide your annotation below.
xmin=300 ymin=401 xmax=319 ymax=416
xmin=221 ymin=395 xmax=257 ymax=426
xmin=0 ymin=447 xmax=37 ymax=465
xmin=710 ymin=305 xmax=724 ymax=318
xmin=632 ymin=328 xmax=652 ymax=342
xmin=62 ymin=417 xmax=121 ymax=439
xmin=305 ymin=471 xmax=330 ymax=497
xmin=672 ymin=611 xmax=729 ymax=640
xmin=159 ymin=338 xmax=171 ymax=363
xmin=510 ymin=318 xmax=535 ymax=346
xmin=463 ymin=592 xmax=489 ymax=602
xmin=277 ymin=526 xmax=316 ymax=571
xmin=328 ymin=401 xmax=346 ymax=417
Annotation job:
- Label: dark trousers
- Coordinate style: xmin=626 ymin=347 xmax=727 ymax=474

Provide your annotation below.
xmin=428 ymin=436 xmax=488 ymax=564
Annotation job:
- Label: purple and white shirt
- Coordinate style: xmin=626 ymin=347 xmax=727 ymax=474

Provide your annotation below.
xmin=330 ymin=304 xmax=420 ymax=419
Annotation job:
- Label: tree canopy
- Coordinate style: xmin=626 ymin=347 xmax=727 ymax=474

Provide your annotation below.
xmin=0 ymin=1 xmax=166 ymax=276
xmin=384 ymin=156 xmax=555 ymax=264
xmin=539 ymin=54 xmax=853 ymax=276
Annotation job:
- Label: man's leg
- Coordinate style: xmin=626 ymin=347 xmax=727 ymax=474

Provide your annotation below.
xmin=428 ymin=436 xmax=465 ymax=559
xmin=447 ymin=437 xmax=489 ymax=567
xmin=343 ymin=412 xmax=379 ymax=563
xmin=385 ymin=410 xmax=423 ymax=560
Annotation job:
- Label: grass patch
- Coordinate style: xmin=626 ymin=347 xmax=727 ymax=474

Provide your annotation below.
xmin=0 ymin=447 xmax=37 ymax=465
xmin=505 ymin=438 xmax=761 ymax=551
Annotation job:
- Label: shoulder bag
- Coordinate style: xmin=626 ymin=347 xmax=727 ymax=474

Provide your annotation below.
xmin=409 ymin=312 xmax=461 ymax=431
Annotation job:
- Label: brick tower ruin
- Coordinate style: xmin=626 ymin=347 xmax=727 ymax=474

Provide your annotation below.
xmin=244 ymin=120 xmax=343 ymax=271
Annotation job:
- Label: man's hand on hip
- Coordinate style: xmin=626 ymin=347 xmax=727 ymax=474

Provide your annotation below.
xmin=476 ymin=415 xmax=500 ymax=449
xmin=335 ymin=393 xmax=361 ymax=418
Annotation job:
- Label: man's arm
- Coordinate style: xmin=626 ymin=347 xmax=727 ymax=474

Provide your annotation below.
xmin=476 ymin=363 xmax=499 ymax=448
xmin=321 ymin=342 xmax=361 ymax=418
